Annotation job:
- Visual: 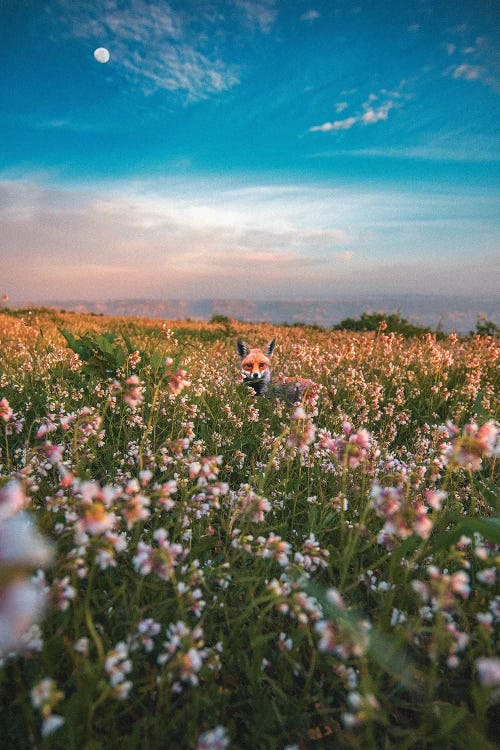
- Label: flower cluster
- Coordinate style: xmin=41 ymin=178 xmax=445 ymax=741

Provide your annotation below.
xmin=133 ymin=528 xmax=189 ymax=580
xmin=31 ymin=677 xmax=65 ymax=736
xmin=121 ymin=375 xmax=144 ymax=410
xmin=105 ymin=641 xmax=133 ymax=699
xmin=318 ymin=424 xmax=375 ymax=470
xmin=230 ymin=483 xmax=271 ymax=523
xmin=293 ymin=533 xmax=330 ymax=573
xmin=267 ymin=575 xmax=323 ymax=625
xmin=370 ymin=482 xmax=434 ymax=547
xmin=441 ymin=420 xmax=499 ymax=472
xmin=164 ymin=357 xmax=191 ymax=396
xmin=157 ymin=621 xmax=222 ymax=693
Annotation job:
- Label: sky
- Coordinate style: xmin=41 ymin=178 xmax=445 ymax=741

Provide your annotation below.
xmin=1 ymin=0 xmax=499 ymax=304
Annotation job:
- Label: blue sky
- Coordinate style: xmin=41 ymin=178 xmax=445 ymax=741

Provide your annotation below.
xmin=1 ymin=0 xmax=499 ymax=302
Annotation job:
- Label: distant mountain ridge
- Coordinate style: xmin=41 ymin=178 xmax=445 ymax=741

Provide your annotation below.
xmin=11 ymin=295 xmax=499 ymax=334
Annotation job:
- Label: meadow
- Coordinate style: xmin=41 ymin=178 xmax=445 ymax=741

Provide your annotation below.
xmin=0 ymin=307 xmax=498 ymax=750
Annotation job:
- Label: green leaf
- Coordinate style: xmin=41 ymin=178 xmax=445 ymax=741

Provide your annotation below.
xmin=393 ymin=533 xmax=421 ymax=561
xmin=432 ymin=701 xmax=467 ymax=734
xmin=150 ymin=351 xmax=165 ymax=372
xmin=431 ymin=515 xmax=500 ymax=552
xmin=478 ymin=480 xmax=500 ymax=513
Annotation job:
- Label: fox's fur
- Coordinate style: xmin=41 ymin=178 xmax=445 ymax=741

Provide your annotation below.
xmin=237 ymin=338 xmax=317 ymax=401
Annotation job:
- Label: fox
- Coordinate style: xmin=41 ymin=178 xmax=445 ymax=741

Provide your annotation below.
xmin=237 ymin=338 xmax=275 ymax=395
xmin=237 ymin=338 xmax=319 ymax=402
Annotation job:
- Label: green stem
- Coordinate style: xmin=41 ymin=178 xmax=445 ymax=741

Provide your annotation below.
xmin=85 ymin=565 xmax=104 ymax=665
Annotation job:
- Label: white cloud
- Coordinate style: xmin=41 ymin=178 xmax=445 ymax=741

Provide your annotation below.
xmin=310 ymin=116 xmax=358 ymax=132
xmin=361 ymin=101 xmax=394 ymax=124
xmin=310 ymin=89 xmax=400 ymax=133
xmin=300 ymin=10 xmax=320 ymax=22
xmin=443 ymin=30 xmax=499 ymax=91
xmin=452 ymin=63 xmax=485 ymax=81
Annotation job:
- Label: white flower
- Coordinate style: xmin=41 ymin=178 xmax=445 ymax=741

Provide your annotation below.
xmin=41 ymin=714 xmax=65 ymax=736
xmin=196 ymin=725 xmax=230 ymax=750
xmin=476 ymin=656 xmax=500 ymax=687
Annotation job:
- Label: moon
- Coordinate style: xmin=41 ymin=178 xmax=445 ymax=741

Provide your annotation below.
xmin=93 ymin=47 xmax=110 ymax=64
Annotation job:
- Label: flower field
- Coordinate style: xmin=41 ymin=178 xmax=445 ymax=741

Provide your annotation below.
xmin=0 ymin=307 xmax=498 ymax=749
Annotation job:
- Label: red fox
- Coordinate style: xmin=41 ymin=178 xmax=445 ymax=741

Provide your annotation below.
xmin=237 ymin=338 xmax=275 ymax=395
xmin=237 ymin=338 xmax=319 ymax=402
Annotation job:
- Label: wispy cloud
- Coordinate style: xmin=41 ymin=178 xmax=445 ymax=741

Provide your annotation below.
xmin=446 ymin=62 xmax=499 ymax=91
xmin=300 ymin=10 xmax=320 ymax=22
xmin=309 ymin=88 xmax=402 ymax=133
xmin=0 ymin=176 xmax=353 ymax=299
xmin=2 ymin=174 xmax=498 ymax=301
xmin=50 ymin=0 xmax=282 ymax=100
xmin=443 ymin=29 xmax=499 ymax=91
xmin=232 ymin=0 xmax=277 ymax=33
xmin=308 ymin=145 xmax=500 ymax=163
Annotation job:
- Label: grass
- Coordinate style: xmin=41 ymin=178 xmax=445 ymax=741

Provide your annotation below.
xmin=0 ymin=307 xmax=498 ymax=750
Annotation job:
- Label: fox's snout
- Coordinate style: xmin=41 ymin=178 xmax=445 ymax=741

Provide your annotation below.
xmin=241 ymin=357 xmax=270 ymax=379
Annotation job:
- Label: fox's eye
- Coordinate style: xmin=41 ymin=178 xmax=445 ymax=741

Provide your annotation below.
xmin=259 ymin=362 xmax=266 ymax=369
xmin=243 ymin=363 xmax=252 ymax=370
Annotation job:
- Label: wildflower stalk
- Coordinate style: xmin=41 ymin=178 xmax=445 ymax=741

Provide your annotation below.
xmin=339 ymin=483 xmax=372 ymax=589
xmin=84 ymin=565 xmax=104 ymax=665
xmin=87 ymin=685 xmax=112 ymax=736
xmin=3 ymin=424 xmax=11 ymax=471
xmin=139 ymin=378 xmax=163 ymax=471
xmin=255 ymin=424 xmax=288 ymax=494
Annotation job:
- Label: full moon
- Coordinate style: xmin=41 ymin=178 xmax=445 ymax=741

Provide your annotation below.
xmin=93 ymin=47 xmax=110 ymax=63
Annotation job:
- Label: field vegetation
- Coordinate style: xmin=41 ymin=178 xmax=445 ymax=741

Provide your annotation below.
xmin=0 ymin=307 xmax=498 ymax=749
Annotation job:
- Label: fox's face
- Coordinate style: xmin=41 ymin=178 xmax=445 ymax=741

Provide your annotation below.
xmin=237 ymin=338 xmax=275 ymax=392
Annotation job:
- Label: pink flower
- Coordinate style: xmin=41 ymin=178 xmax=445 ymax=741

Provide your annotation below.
xmin=76 ymin=502 xmax=117 ymax=537
xmin=168 ymin=368 xmax=191 ymax=396
xmin=43 ymin=442 xmax=64 ymax=466
xmin=442 ymin=420 xmax=499 ymax=472
xmin=0 ymin=480 xmax=26 ymax=521
xmin=123 ymin=493 xmax=150 ymax=529
xmin=450 ymin=571 xmax=471 ymax=600
xmin=425 ymin=489 xmax=447 ymax=511
xmin=123 ymin=375 xmax=144 ymax=410
xmin=414 ymin=513 xmax=433 ymax=540
xmin=0 ymin=398 xmax=13 ymax=422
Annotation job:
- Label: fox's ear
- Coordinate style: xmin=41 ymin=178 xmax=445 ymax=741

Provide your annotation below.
xmin=266 ymin=338 xmax=276 ymax=357
xmin=237 ymin=339 xmax=249 ymax=358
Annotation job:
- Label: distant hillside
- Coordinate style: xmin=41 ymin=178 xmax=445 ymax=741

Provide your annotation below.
xmin=8 ymin=295 xmax=499 ymax=334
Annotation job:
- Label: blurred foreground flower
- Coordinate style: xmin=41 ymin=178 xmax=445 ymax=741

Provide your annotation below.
xmin=0 ymin=481 xmax=53 ymax=654
xmin=476 ymin=656 xmax=500 ymax=687
xmin=442 ymin=420 xmax=499 ymax=472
